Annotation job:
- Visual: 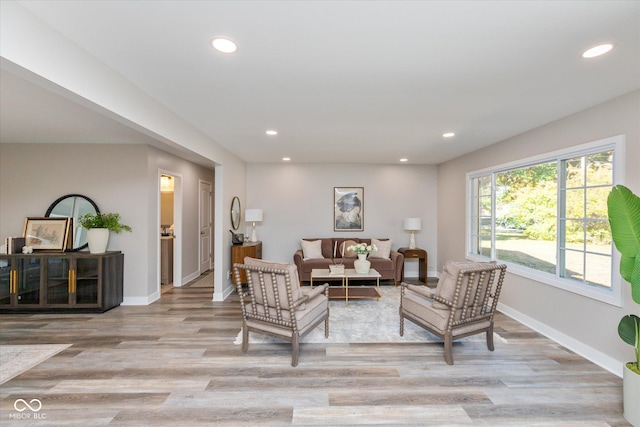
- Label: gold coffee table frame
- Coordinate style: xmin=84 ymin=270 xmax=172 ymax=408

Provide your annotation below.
xmin=310 ymin=268 xmax=381 ymax=306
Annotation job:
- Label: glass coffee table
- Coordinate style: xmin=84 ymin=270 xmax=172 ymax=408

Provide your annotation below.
xmin=310 ymin=268 xmax=381 ymax=306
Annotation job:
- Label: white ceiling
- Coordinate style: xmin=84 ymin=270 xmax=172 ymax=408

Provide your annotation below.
xmin=1 ymin=1 xmax=639 ymax=165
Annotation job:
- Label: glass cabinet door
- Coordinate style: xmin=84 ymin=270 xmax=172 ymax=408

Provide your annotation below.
xmin=76 ymin=258 xmax=99 ymax=305
xmin=46 ymin=257 xmax=70 ymax=305
xmin=17 ymin=258 xmax=41 ymax=305
xmin=0 ymin=258 xmax=12 ymax=306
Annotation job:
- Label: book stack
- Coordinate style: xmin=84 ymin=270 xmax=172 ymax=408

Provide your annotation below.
xmin=5 ymin=237 xmax=26 ymax=254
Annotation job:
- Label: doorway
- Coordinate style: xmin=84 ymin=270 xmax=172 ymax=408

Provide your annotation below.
xmin=199 ymin=179 xmax=212 ymax=274
xmin=158 ymin=171 xmax=183 ymax=297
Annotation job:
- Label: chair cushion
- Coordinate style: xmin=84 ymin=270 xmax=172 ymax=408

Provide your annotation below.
xmin=402 ymin=287 xmax=492 ymax=336
xmin=402 ymin=289 xmax=449 ymax=331
xmin=245 ymin=290 xmax=328 ymax=338
xmin=432 ymin=261 xmax=495 ymax=309
xmin=244 ymin=257 xmax=304 ymax=308
xmin=369 ymin=238 xmax=392 ymax=259
xmin=301 ymin=239 xmax=324 ymax=260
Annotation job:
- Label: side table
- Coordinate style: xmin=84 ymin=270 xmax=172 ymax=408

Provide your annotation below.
xmin=231 ymin=241 xmax=262 ymax=290
xmin=398 ymin=247 xmax=428 ymax=284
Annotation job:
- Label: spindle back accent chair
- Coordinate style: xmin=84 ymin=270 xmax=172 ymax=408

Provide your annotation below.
xmin=400 ymin=261 xmax=507 ymax=365
xmin=233 ymin=257 xmax=329 ymax=367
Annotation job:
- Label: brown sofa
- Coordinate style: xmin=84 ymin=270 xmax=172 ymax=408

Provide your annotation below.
xmin=293 ymin=238 xmax=404 ymax=285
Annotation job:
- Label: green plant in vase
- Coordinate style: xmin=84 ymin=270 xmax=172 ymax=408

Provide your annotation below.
xmin=78 ymin=213 xmax=132 ymax=233
xmin=607 ymin=184 xmax=640 ymax=425
xmin=78 ymin=212 xmax=132 ymax=253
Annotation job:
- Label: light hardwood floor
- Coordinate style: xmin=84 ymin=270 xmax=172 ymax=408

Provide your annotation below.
xmin=0 ymin=282 xmax=630 ymax=426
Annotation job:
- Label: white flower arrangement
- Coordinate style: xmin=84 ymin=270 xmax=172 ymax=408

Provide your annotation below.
xmin=347 ymin=242 xmax=377 ymax=255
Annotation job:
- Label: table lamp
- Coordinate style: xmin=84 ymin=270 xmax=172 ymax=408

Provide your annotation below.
xmin=245 ymin=209 xmax=263 ymax=242
xmin=404 ymin=217 xmax=421 ymax=249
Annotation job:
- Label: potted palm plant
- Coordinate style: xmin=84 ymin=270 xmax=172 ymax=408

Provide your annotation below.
xmin=607 ymin=184 xmax=640 ymax=426
xmin=78 ymin=212 xmax=132 ymax=254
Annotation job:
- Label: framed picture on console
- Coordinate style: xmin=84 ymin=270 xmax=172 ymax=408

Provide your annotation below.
xmin=334 ymin=187 xmax=364 ymax=231
xmin=23 ymin=217 xmax=72 ymax=252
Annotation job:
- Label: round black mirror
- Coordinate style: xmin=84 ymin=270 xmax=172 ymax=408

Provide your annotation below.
xmin=230 ymin=196 xmax=241 ymax=230
xmin=46 ymin=194 xmax=100 ymax=251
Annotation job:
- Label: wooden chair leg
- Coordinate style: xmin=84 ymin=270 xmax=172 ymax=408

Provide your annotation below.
xmin=291 ymin=334 xmax=300 ymax=367
xmin=444 ymin=332 xmax=454 ymax=365
xmin=241 ymin=323 xmax=249 ymax=352
xmin=486 ymin=323 xmax=495 ymax=351
xmin=324 ymin=317 xmax=329 ymax=338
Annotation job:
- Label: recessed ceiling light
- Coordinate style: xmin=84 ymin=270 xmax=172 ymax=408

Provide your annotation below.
xmin=582 ymin=43 xmax=614 ymax=58
xmin=443 ymin=132 xmax=455 ymax=138
xmin=400 ymin=158 xmax=408 ymax=162
xmin=282 ymin=157 xmax=291 ymax=161
xmin=211 ymin=37 xmax=237 ymax=53
xmin=266 ymin=130 xmax=278 ymax=136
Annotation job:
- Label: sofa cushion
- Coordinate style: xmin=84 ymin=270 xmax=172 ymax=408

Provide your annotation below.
xmin=369 ymin=238 xmax=392 ymax=259
xmin=300 ymin=258 xmax=332 ymax=273
xmin=368 ymin=258 xmax=394 ymax=272
xmin=301 ymin=239 xmax=324 ymax=260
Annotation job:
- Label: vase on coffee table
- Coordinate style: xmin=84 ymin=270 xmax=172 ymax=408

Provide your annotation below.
xmin=354 ymin=254 xmax=371 ymax=274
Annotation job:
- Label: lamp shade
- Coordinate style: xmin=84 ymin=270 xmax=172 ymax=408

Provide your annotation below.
xmin=404 ymin=217 xmax=421 ymax=231
xmin=245 ymin=209 xmax=263 ymax=222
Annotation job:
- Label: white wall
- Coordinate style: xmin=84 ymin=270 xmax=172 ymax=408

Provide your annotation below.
xmin=437 ymin=90 xmax=640 ymax=375
xmin=246 ymin=163 xmax=438 ymax=277
xmin=0 ymin=143 xmax=218 ymax=304
xmin=0 ymin=143 xmax=148 ymax=301
xmin=1 ymin=2 xmax=249 ymax=301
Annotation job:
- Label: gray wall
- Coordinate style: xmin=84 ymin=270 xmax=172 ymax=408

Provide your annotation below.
xmin=437 ymin=90 xmax=640 ymax=374
xmin=246 ymin=163 xmax=438 ymax=278
xmin=0 ymin=143 xmax=214 ymax=304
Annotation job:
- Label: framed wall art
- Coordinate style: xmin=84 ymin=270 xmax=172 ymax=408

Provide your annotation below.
xmin=334 ymin=187 xmax=364 ymax=231
xmin=23 ymin=217 xmax=72 ymax=252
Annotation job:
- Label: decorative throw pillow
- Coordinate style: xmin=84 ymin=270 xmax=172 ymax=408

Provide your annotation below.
xmin=369 ymin=238 xmax=392 ymax=259
xmin=301 ymin=239 xmax=324 ymax=260
xmin=339 ymin=240 xmax=358 ymax=258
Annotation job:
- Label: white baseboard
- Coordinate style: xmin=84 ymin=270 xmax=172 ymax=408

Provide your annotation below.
xmin=497 ymin=302 xmax=623 ymax=378
xmin=122 ymin=292 xmax=159 ymax=306
xmin=213 ymin=284 xmax=234 ymax=302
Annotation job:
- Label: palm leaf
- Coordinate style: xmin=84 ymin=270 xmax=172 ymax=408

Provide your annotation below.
xmin=607 ymin=185 xmax=640 ymax=304
xmin=618 ymin=314 xmax=640 ymax=366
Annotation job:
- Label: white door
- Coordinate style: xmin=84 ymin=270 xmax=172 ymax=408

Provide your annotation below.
xmin=199 ymin=180 xmax=212 ymax=273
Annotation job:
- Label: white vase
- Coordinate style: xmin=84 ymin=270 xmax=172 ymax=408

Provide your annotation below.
xmin=623 ymin=363 xmax=640 ymax=427
xmin=354 ymin=253 xmax=371 ymax=274
xmin=87 ymin=228 xmax=109 ymax=254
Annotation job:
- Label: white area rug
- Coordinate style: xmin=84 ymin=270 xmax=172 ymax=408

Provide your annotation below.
xmin=0 ymin=344 xmax=71 ymax=384
xmin=234 ymin=286 xmax=506 ymax=345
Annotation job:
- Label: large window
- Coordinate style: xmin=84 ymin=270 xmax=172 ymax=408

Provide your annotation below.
xmin=467 ymin=136 xmax=624 ymax=305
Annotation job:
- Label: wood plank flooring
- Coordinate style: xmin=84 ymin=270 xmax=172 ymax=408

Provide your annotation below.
xmin=0 ymin=283 xmax=630 ymax=426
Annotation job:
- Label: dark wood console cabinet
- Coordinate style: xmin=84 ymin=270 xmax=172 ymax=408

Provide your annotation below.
xmin=231 ymin=241 xmax=262 ymax=289
xmin=0 ymin=251 xmax=123 ymax=313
